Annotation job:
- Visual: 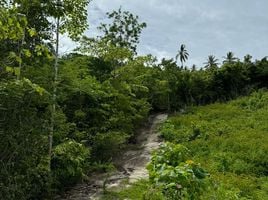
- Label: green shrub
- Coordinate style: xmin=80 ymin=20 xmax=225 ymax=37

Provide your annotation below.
xmin=159 ymin=91 xmax=268 ymax=199
xmin=100 ymin=179 xmax=152 ymax=200
xmin=51 ymin=140 xmax=90 ymax=189
xmin=0 ymin=79 xmax=51 ymax=200
xmin=147 ymin=142 xmax=209 ymax=199
xmin=232 ymin=90 xmax=268 ymax=111
xmin=92 ymin=132 xmax=129 ymax=162
xmin=143 ymin=187 xmax=165 ymax=200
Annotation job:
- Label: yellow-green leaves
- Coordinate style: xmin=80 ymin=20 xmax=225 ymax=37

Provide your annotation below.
xmin=5 ymin=66 xmax=21 ymax=77
xmin=22 ymin=49 xmax=32 ymax=58
xmin=35 ymin=44 xmax=53 ymax=60
xmin=23 ymin=78 xmax=46 ymax=96
xmin=56 ymin=0 xmax=90 ymax=41
xmin=14 ymin=67 xmax=21 ymax=77
xmin=27 ymin=28 xmax=37 ymax=37
xmin=0 ymin=8 xmax=27 ymax=41
xmin=0 ymin=7 xmax=39 ymax=80
xmin=5 ymin=66 xmax=14 ymax=73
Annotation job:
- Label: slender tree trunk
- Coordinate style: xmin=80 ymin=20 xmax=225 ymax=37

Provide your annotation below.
xmin=17 ymin=24 xmax=25 ymax=80
xmin=49 ymin=16 xmax=60 ymax=169
xmin=167 ymin=92 xmax=170 ymax=111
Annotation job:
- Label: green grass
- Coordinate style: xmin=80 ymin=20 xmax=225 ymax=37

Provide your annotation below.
xmin=101 ymin=91 xmax=268 ymax=199
xmin=100 ymin=179 xmax=151 ymax=200
xmin=160 ymin=91 xmax=268 ymax=199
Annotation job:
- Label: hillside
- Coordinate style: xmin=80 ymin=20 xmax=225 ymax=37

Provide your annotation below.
xmin=160 ymin=91 xmax=268 ymax=199
xmin=102 ymin=91 xmax=268 ymax=199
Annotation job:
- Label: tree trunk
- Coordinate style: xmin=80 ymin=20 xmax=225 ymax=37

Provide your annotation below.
xmin=49 ymin=16 xmax=60 ymax=169
xmin=17 ymin=24 xmax=25 ymax=80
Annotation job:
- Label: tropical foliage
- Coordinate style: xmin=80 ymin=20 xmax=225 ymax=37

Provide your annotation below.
xmin=176 ymin=44 xmax=189 ymax=68
xmin=0 ymin=1 xmax=268 ymax=199
xmin=147 ymin=142 xmax=209 ymax=199
xmin=159 ymin=91 xmax=268 ymax=199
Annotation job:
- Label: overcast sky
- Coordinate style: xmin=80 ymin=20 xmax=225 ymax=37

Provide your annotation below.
xmin=61 ymin=0 xmax=268 ymax=67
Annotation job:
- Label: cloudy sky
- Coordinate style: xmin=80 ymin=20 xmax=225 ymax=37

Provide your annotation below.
xmin=62 ymin=0 xmax=268 ymax=67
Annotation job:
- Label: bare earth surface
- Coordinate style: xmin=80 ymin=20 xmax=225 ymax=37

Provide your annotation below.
xmin=57 ymin=113 xmax=168 ymax=200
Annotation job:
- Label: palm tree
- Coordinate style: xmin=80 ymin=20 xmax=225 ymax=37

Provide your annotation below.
xmin=176 ymin=44 xmax=189 ymax=68
xmin=243 ymin=54 xmax=252 ymax=63
xmin=223 ymin=51 xmax=238 ymax=64
xmin=191 ymin=64 xmax=196 ymax=71
xmin=203 ymin=55 xmax=219 ymax=69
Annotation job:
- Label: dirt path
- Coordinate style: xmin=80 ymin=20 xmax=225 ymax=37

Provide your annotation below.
xmin=57 ymin=113 xmax=168 ymax=200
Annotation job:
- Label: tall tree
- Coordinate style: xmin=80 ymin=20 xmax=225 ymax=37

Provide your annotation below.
xmin=223 ymin=51 xmax=238 ymax=64
xmin=77 ymin=8 xmax=146 ymax=77
xmin=98 ymin=7 xmax=147 ymax=53
xmin=204 ymin=55 xmax=219 ymax=69
xmin=48 ymin=0 xmax=90 ymax=172
xmin=191 ymin=64 xmax=196 ymax=71
xmin=244 ymin=54 xmax=252 ymax=64
xmin=176 ymin=44 xmax=189 ymax=68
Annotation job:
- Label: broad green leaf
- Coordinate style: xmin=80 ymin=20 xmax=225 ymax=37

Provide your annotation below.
xmin=14 ymin=67 xmax=21 ymax=77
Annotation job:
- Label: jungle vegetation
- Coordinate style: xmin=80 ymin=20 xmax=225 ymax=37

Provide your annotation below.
xmin=0 ymin=1 xmax=268 ymax=199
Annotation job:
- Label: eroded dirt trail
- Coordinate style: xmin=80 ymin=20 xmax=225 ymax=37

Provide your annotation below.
xmin=58 ymin=113 xmax=168 ymax=200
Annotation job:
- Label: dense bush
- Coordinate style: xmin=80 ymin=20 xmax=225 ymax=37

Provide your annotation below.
xmin=159 ymin=91 xmax=268 ymax=199
xmin=51 ymin=140 xmax=90 ymax=189
xmin=147 ymin=142 xmax=209 ymax=199
xmin=0 ymin=79 xmax=50 ymax=199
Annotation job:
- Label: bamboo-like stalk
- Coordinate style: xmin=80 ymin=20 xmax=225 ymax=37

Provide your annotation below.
xmin=49 ymin=14 xmax=60 ymax=170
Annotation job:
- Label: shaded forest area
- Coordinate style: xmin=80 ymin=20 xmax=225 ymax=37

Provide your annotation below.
xmin=0 ymin=1 xmax=268 ymax=199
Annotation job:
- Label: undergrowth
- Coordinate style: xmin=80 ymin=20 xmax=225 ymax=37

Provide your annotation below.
xmin=101 ymin=91 xmax=268 ymax=199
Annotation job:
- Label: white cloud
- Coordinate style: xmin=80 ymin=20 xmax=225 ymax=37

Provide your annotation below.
xmin=61 ymin=0 xmax=268 ymax=66
xmin=141 ymin=45 xmax=173 ymax=60
xmin=59 ymin=34 xmax=77 ymax=55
